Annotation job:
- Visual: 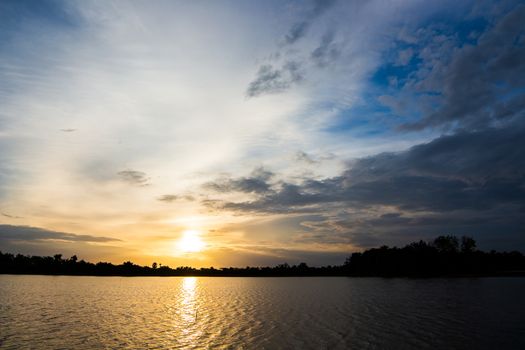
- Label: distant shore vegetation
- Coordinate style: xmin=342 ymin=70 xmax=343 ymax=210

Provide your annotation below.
xmin=1 ymin=235 xmax=524 ymax=277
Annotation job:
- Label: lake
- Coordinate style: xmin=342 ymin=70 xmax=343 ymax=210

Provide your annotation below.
xmin=1 ymin=275 xmax=524 ymax=349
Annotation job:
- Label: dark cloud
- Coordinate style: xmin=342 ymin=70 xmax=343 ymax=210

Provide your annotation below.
xmin=274 ymin=205 xmax=525 ymax=251
xmin=60 ymin=128 xmax=76 ymax=132
xmin=330 ymin=207 xmax=525 ymax=251
xmin=401 ymin=4 xmax=525 ymax=130
xmin=350 ymin=125 xmax=525 ymax=183
xmin=217 ymin=125 xmax=525 ymax=213
xmin=380 ymin=212 xmax=403 ymax=219
xmin=117 ymin=170 xmax=150 ymax=186
xmin=203 ymin=123 xmax=525 ymax=249
xmin=205 ymin=167 xmax=274 ymax=194
xmin=246 ymin=61 xmax=304 ymax=97
xmin=0 ymin=225 xmax=120 ymax=243
xmin=0 ymin=225 xmax=127 ymax=262
xmin=344 ymin=4 xmax=525 ymax=247
xmin=283 ymin=0 xmax=337 ymax=45
xmin=310 ymin=31 xmax=341 ymax=67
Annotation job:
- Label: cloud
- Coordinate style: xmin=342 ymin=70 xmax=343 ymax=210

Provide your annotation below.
xmin=2 ymin=0 xmax=524 ymax=261
xmin=311 ymin=31 xmax=341 ymax=67
xmin=202 ymin=122 xmax=525 ymax=249
xmin=216 ymin=124 xmax=525 ymax=213
xmin=285 ymin=22 xmax=309 ymax=46
xmin=117 ymin=170 xmax=150 ymax=187
xmin=377 ymin=94 xmax=408 ymax=115
xmin=325 ymin=207 xmax=525 ymax=250
xmin=246 ymin=0 xmax=340 ymax=97
xmin=157 ymin=194 xmax=195 ymax=203
xmin=0 ymin=225 xmax=129 ymax=263
xmin=60 ymin=128 xmax=76 ymax=132
xmin=400 ymin=4 xmax=525 ymax=130
xmin=246 ymin=61 xmax=304 ymax=97
xmin=283 ymin=0 xmax=337 ymax=45
xmin=394 ymin=47 xmax=414 ymax=66
xmin=199 ymin=245 xmax=348 ymax=267
xmin=295 ymin=151 xmax=317 ymax=164
xmin=1 ymin=212 xmax=22 ymax=219
xmin=205 ymin=167 xmax=274 ymax=194
xmin=157 ymin=194 xmax=178 ymax=202
xmin=0 ymin=224 xmax=120 ymax=243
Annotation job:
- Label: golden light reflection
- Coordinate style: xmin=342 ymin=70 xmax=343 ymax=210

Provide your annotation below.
xmin=181 ymin=277 xmax=197 ymax=323
xmin=178 ymin=277 xmax=200 ymax=344
xmin=182 ymin=276 xmax=196 ymax=293
xmin=177 ymin=230 xmax=205 ymax=253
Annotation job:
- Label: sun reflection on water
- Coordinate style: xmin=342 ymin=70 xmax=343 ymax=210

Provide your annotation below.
xmin=181 ymin=277 xmax=197 ymax=323
xmin=177 ymin=277 xmax=202 ymax=345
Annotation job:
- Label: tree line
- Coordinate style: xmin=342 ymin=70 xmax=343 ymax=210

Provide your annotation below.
xmin=343 ymin=235 xmax=525 ymax=277
xmin=1 ymin=235 xmax=524 ymax=277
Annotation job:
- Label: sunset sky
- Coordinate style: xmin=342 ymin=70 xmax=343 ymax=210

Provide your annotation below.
xmin=1 ymin=0 xmax=524 ymax=267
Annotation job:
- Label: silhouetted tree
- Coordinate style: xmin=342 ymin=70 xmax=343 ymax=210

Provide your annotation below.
xmin=461 ymin=236 xmax=476 ymax=253
xmin=433 ymin=235 xmax=459 ymax=253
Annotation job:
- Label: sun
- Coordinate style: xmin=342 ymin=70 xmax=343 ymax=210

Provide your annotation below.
xmin=177 ymin=229 xmax=205 ymax=253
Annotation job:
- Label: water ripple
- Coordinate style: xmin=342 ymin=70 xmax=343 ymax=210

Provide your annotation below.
xmin=1 ymin=276 xmax=525 ymax=349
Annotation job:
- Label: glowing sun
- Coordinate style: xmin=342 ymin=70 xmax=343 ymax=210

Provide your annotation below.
xmin=177 ymin=229 xmax=205 ymax=253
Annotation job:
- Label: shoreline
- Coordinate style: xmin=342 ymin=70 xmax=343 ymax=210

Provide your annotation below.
xmin=3 ymin=271 xmax=525 ymax=278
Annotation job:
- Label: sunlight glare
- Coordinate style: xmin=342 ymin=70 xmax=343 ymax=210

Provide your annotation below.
xmin=177 ymin=230 xmax=205 ymax=253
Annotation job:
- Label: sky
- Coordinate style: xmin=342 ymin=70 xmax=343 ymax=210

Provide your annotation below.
xmin=0 ymin=0 xmax=524 ymax=267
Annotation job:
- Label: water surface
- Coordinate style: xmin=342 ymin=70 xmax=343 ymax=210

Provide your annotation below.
xmin=1 ymin=275 xmax=524 ymax=349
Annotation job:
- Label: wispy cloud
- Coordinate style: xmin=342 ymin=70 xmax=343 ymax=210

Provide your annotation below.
xmin=205 ymin=168 xmax=274 ymax=194
xmin=310 ymin=31 xmax=341 ymax=67
xmin=295 ymin=151 xmax=317 ymax=164
xmin=283 ymin=0 xmax=337 ymax=45
xmin=1 ymin=212 xmax=22 ymax=219
xmin=246 ymin=0 xmax=342 ymax=97
xmin=157 ymin=194 xmax=178 ymax=203
xmin=0 ymin=225 xmax=120 ymax=243
xmin=294 ymin=151 xmax=335 ymax=164
xmin=246 ymin=61 xmax=304 ymax=97
xmin=117 ymin=170 xmax=150 ymax=187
